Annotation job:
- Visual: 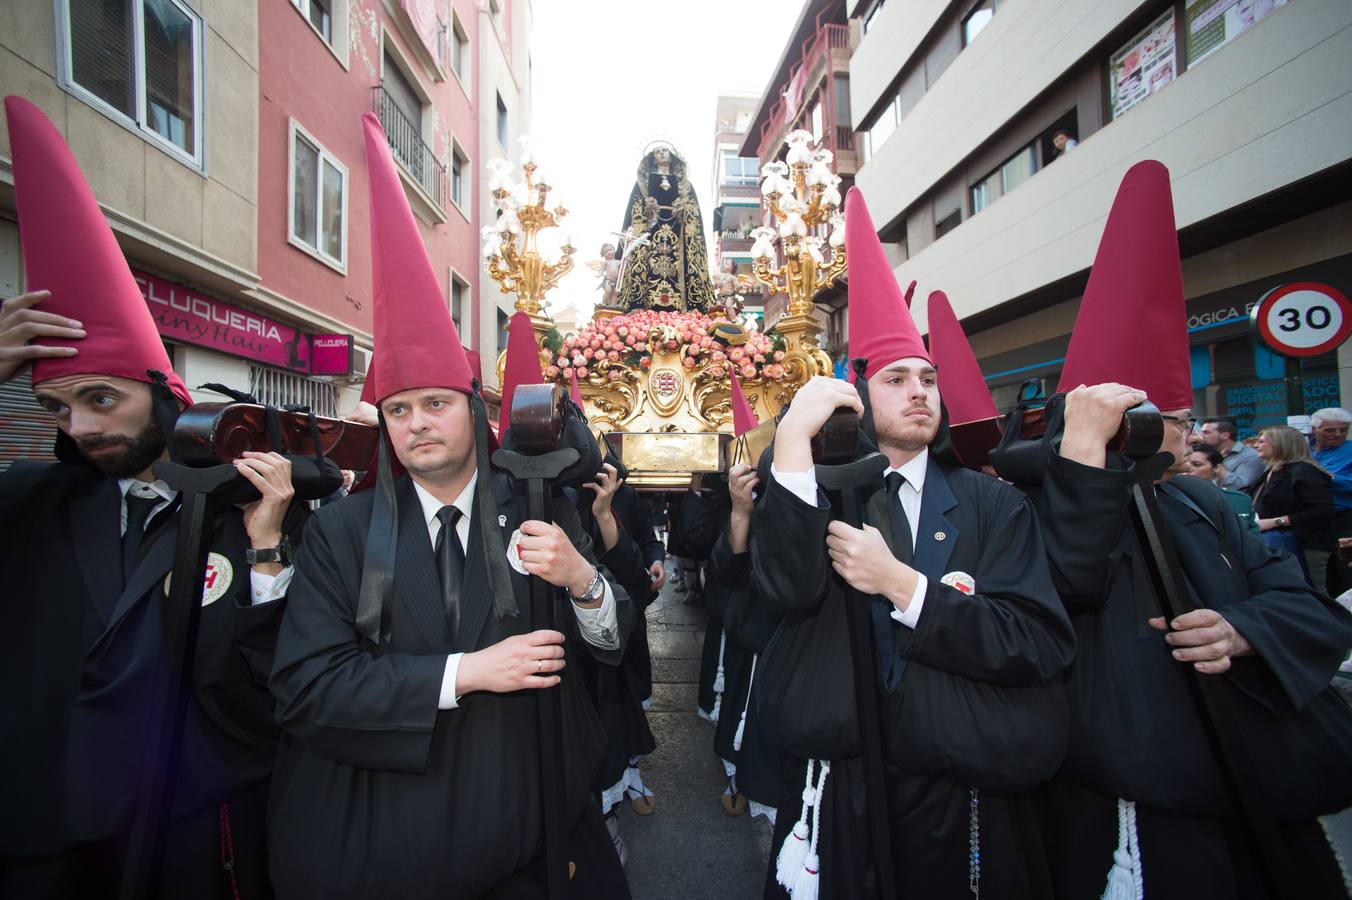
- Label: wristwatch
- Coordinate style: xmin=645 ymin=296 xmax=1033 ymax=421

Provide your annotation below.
xmin=569 ymin=566 xmax=605 ymax=604
xmin=246 ymin=534 xmax=293 ymax=567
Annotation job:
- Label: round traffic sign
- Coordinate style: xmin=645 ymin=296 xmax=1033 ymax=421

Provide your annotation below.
xmin=1251 ymin=282 xmax=1352 ymax=358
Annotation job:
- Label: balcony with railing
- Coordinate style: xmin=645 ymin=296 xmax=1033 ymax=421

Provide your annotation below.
xmin=755 ymin=22 xmax=852 ymax=165
xmin=373 ymin=85 xmax=447 ymax=217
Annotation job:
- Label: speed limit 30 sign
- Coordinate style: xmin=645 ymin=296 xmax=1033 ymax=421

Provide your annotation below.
xmin=1251 ymin=282 xmax=1352 ymax=358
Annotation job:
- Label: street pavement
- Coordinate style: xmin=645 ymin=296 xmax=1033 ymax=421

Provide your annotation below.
xmin=621 ymin=577 xmax=774 ymax=898
xmin=613 ymin=570 xmax=1352 ymax=897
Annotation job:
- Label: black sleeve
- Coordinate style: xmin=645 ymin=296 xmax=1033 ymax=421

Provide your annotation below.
xmin=1210 ymin=492 xmax=1352 ymax=710
xmin=751 ymin=474 xmax=832 ymax=615
xmin=1037 ymin=450 xmax=1137 ymax=614
xmin=552 ymin=495 xmax=631 ymax=666
xmin=270 ymin=513 xmax=448 ymax=774
xmin=633 ymin=493 xmax=667 ymax=568
xmin=236 ymin=500 xmax=313 ymax=685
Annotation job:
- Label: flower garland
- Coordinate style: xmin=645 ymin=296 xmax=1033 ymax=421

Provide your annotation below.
xmin=548 ymin=310 xmax=788 ymax=384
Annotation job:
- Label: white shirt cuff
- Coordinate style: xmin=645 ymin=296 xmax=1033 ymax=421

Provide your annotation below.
xmin=889 ymin=573 xmax=927 ymax=629
xmin=770 ymin=463 xmax=819 ymax=507
xmin=248 ymin=566 xmax=294 ymax=606
xmin=439 ymin=652 xmax=464 ymax=709
xmin=572 ymin=578 xmax=620 ymax=650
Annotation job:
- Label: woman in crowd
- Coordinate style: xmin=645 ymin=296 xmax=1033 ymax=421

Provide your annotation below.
xmin=1184 ymin=445 xmax=1258 ymax=532
xmin=1252 ymin=425 xmax=1334 ymax=589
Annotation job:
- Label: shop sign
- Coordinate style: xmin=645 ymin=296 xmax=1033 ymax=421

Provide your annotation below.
xmin=1108 ymin=9 xmax=1176 ymax=119
xmin=133 ymin=270 xmax=353 ymax=375
xmin=1251 ymin=282 xmax=1352 ymax=358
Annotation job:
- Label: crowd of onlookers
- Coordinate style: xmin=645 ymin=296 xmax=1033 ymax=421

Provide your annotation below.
xmin=1185 ymin=408 xmax=1352 ymax=598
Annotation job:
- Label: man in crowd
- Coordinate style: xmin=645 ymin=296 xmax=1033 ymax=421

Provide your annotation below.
xmin=753 ymin=188 xmax=1075 ymax=898
xmin=1026 ymin=161 xmax=1352 ymax=899
xmin=1200 ymin=416 xmax=1263 ymax=491
xmin=1311 ymin=407 xmax=1352 ymax=594
xmin=265 ymin=112 xmax=631 ymax=898
xmin=0 ymin=95 xmax=303 ymax=897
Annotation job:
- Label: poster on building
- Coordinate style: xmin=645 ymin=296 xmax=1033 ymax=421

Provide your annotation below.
xmin=1108 ymin=10 xmax=1177 ymax=119
xmin=1185 ymin=0 xmax=1287 ymax=67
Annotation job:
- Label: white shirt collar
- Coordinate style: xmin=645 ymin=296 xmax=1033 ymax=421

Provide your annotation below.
xmin=884 ymin=447 xmax=929 ymax=493
xmin=118 ymin=477 xmax=175 ymax=503
xmin=411 ymin=472 xmax=478 ymax=532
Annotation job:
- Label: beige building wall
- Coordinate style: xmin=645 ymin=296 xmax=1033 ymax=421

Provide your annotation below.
xmin=849 ymin=0 xmax=1352 ymax=333
xmin=476 ymin=0 xmax=533 ymax=390
xmin=0 ymin=0 xmax=260 ymax=302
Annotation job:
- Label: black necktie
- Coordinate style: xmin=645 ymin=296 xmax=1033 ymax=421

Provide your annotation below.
xmin=884 ymin=471 xmax=914 ymax=565
xmin=874 ymin=471 xmax=911 ymax=691
xmin=123 ymin=493 xmax=160 ymax=586
xmin=435 ymin=506 xmax=466 ymax=645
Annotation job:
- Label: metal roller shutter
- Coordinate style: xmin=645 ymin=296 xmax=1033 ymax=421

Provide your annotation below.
xmin=0 ymin=372 xmax=57 ymax=472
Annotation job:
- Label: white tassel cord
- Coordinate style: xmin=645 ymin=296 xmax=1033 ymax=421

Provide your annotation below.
xmin=789 ymin=761 xmax=831 ymax=900
xmin=733 ymin=654 xmax=758 ymax=752
xmin=776 ymin=760 xmax=816 ymax=889
xmin=710 ymin=630 xmax=727 ymax=723
xmin=1100 ymin=798 xmax=1143 ymax=900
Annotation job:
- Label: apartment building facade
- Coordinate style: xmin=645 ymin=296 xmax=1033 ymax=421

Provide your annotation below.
xmin=850 ymin=0 xmax=1352 ymax=431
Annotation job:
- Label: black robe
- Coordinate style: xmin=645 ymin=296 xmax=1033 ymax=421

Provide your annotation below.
xmin=267 ymin=472 xmax=633 ymax=899
xmin=706 ymin=531 xmax=783 ymax=807
xmin=752 ymin=459 xmax=1076 ymax=899
xmin=0 ymin=459 xmax=301 ymax=898
xmin=1033 ymin=451 xmax=1352 ymax=899
xmin=613 ymin=487 xmax=664 ymax=706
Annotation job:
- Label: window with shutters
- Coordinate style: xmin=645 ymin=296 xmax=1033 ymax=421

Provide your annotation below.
xmin=58 ymin=0 xmax=204 ymax=169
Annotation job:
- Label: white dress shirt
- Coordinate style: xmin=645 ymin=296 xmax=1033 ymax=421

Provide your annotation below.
xmin=770 ymin=448 xmax=930 ymax=628
xmin=118 ymin=477 xmax=293 ymax=605
xmin=411 ymin=476 xmax=620 ymax=710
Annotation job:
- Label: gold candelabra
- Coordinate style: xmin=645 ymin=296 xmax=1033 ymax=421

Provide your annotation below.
xmin=482 ymin=144 xmax=575 ymax=338
xmin=750 ymin=129 xmax=846 ymax=369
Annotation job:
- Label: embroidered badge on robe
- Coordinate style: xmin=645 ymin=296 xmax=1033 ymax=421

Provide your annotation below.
xmin=940 ymin=570 xmax=976 ymax=595
xmin=162 ymin=552 xmax=235 ymax=606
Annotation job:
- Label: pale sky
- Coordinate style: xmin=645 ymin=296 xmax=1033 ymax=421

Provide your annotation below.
xmin=526 ymin=0 xmax=797 ymax=327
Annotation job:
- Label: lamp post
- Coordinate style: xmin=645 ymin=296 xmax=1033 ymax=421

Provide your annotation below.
xmin=483 ymin=137 xmax=576 ymax=340
xmin=751 ymin=129 xmax=846 ymax=375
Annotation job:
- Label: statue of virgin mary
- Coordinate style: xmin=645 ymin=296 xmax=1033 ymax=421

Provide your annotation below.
xmin=615 ymin=143 xmax=717 ymax=313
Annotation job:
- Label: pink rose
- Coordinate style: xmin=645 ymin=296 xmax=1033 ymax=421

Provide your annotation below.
xmin=729 ymin=347 xmax=745 ymax=362
xmin=754 ymin=354 xmax=765 ymax=363
xmin=639 ymin=357 xmax=651 ymax=369
xmin=576 ymin=366 xmax=588 ymax=378
xmin=583 ymin=348 xmax=594 ymax=360
xmin=617 ymin=326 xmax=629 ymax=337
xmin=562 ymin=367 xmax=575 ymax=379
xmin=712 ymin=350 xmax=726 ymax=362
xmin=742 ymin=364 xmax=757 ymax=379
xmin=607 ymin=369 xmax=623 ymax=382
xmin=683 ymin=357 xmax=696 ymax=369
xmin=666 ymin=339 xmax=679 ymax=351
xmin=544 ymin=365 xmax=559 ymax=379
xmin=608 ymin=350 xmax=620 ymax=361
xmin=774 ymin=350 xmax=785 ymax=362
xmin=708 ymin=366 xmax=724 ymax=379
xmin=556 ymin=356 xmax=567 ymax=367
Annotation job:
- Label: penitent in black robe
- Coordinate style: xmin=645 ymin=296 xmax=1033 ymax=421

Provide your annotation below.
xmin=0 ymin=459 xmax=304 ymax=899
xmin=569 ymin=483 xmax=656 ymax=796
xmin=267 ymin=472 xmax=633 ymax=899
xmin=705 ymin=530 xmax=783 ymax=809
xmin=752 ymin=458 xmax=1076 ymax=899
xmin=1033 ymin=452 xmax=1352 ymax=900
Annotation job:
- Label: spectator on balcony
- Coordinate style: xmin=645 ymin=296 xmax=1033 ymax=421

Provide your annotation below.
xmin=1052 ymin=130 xmax=1078 ymax=158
